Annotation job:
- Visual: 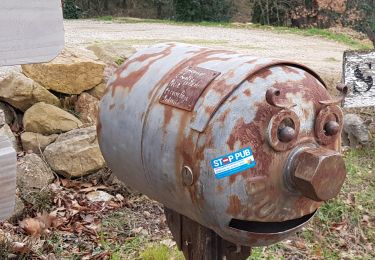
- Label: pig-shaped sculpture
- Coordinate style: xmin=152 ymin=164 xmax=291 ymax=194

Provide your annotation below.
xmin=98 ymin=43 xmax=347 ymax=248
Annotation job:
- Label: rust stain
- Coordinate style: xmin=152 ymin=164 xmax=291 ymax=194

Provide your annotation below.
xmin=256 ymin=68 xmax=273 ymax=79
xmin=303 ymin=108 xmax=309 ymax=121
xmin=228 ymin=95 xmax=238 ymax=103
xmin=229 ymin=175 xmax=237 ymax=185
xmin=163 ymin=106 xmax=173 ymax=132
xmin=96 ymin=107 xmax=102 ymax=137
xmin=216 ymin=184 xmax=224 ymax=193
xmin=218 ymin=108 xmax=231 ymax=124
xmin=281 ymin=66 xmax=301 ymax=75
xmin=226 ymin=195 xmax=242 ymax=217
xmin=110 ymin=44 xmax=176 ymax=97
xmin=173 ymin=110 xmax=203 ymax=206
xmin=243 ymin=89 xmax=251 ymax=97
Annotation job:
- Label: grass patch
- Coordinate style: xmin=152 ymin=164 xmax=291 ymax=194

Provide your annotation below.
xmin=98 ymin=16 xmax=114 ymax=21
xmin=324 ymin=57 xmax=339 ymax=62
xmin=140 ymin=244 xmax=184 ymax=260
xmin=0 ymin=239 xmax=12 ymax=259
xmin=98 ymin=209 xmax=151 ymax=259
xmin=94 ymin=17 xmax=372 ymax=49
xmin=115 ymin=57 xmax=125 ymax=66
xmin=24 ymin=189 xmax=55 ymax=212
xmin=0 ymin=238 xmax=32 ymax=260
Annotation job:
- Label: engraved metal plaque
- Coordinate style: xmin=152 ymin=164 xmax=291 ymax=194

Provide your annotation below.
xmin=160 ymin=66 xmax=220 ymax=111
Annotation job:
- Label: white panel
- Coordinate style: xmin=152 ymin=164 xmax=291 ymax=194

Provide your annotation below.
xmin=0 ymin=0 xmax=64 ymax=66
xmin=343 ymin=50 xmax=375 ymax=108
xmin=0 ymin=135 xmax=16 ymax=220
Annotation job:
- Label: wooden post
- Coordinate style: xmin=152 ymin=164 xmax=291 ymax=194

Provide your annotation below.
xmin=164 ymin=208 xmax=251 ymax=260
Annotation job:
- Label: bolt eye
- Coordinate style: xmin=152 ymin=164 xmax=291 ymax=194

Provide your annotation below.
xmin=324 ymin=121 xmax=340 ymax=136
xmin=268 ymin=111 xmax=300 ymax=151
xmin=278 ymin=126 xmax=296 ymax=143
xmin=277 ymin=118 xmax=296 ymax=143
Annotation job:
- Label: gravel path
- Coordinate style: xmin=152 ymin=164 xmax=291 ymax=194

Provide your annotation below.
xmin=64 ymin=19 xmax=349 ymax=84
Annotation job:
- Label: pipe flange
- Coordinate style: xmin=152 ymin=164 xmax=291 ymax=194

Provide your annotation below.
xmin=315 ymin=105 xmax=343 ymax=145
xmin=267 ymin=110 xmax=300 ymax=152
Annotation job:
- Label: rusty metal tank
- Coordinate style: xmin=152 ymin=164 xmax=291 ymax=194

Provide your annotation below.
xmin=98 ymin=43 xmax=347 ymax=247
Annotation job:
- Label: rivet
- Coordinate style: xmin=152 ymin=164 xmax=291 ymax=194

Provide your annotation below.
xmin=182 ymin=166 xmax=194 ymax=186
xmin=278 ymin=126 xmax=296 ymax=143
xmin=324 ymin=121 xmax=340 ymax=136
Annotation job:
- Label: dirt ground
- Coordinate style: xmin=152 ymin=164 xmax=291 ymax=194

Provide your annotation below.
xmin=64 ymin=19 xmax=349 ymax=88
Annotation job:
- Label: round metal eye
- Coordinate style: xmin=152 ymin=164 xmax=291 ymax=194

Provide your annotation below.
xmin=315 ymin=105 xmax=343 ymax=145
xmin=278 ymin=126 xmax=296 ymax=143
xmin=324 ymin=121 xmax=340 ymax=136
xmin=268 ymin=110 xmax=300 ymax=151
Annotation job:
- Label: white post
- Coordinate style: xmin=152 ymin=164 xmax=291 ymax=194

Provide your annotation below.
xmin=0 ymin=0 xmax=64 ymax=220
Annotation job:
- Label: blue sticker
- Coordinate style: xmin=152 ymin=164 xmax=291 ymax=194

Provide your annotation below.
xmin=211 ymin=147 xmax=256 ymax=179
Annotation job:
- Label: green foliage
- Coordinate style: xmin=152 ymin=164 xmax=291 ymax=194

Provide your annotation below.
xmin=140 ymin=244 xmax=184 ymax=260
xmin=175 ymin=0 xmax=232 ymax=22
xmin=98 ymin=15 xmax=114 ymax=21
xmin=342 ymin=1 xmax=373 ymax=32
xmin=0 ymin=239 xmax=12 ymax=259
xmin=25 ymin=189 xmax=55 ymax=212
xmin=250 ymin=0 xmax=307 ymax=26
xmin=63 ymin=0 xmax=81 ymax=19
xmin=115 ymin=57 xmax=125 ymax=66
xmin=175 ymin=0 xmax=201 ymax=21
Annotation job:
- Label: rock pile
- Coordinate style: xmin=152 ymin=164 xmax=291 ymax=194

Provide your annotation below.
xmin=0 ymin=45 xmax=136 ymax=219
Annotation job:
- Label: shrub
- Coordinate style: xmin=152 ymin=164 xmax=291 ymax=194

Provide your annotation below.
xmin=63 ymin=0 xmax=81 ymax=19
xmin=175 ymin=0 xmax=232 ymax=22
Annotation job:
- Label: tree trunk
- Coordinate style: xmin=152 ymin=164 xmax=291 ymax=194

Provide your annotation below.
xmin=164 ymin=208 xmax=251 ymax=260
xmin=366 ymin=27 xmax=375 ymax=48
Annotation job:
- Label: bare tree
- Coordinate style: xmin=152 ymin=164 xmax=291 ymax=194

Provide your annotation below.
xmin=366 ymin=27 xmax=375 ymax=48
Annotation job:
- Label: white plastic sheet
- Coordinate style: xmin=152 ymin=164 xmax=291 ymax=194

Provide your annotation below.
xmin=0 ymin=135 xmax=16 ymax=220
xmin=0 ymin=0 xmax=64 ymax=66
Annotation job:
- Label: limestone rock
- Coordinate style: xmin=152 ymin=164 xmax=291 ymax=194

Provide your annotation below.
xmin=0 ymin=102 xmax=15 ymax=125
xmin=75 ymin=93 xmax=99 ymax=125
xmin=87 ymin=83 xmax=107 ymax=99
xmin=43 ymin=126 xmax=105 ymax=178
xmin=21 ymin=132 xmax=58 ymax=154
xmin=17 ymin=153 xmax=55 ymax=200
xmin=23 ymin=102 xmax=83 ymax=135
xmin=0 ymin=65 xmax=21 ymax=82
xmin=0 ymin=124 xmax=20 ymax=152
xmin=343 ymin=113 xmax=372 ymax=147
xmin=22 ymin=48 xmax=105 ymax=94
xmin=0 ymin=73 xmax=60 ymax=112
xmin=86 ymin=191 xmax=113 ymax=202
xmin=87 ymin=43 xmax=136 ymax=65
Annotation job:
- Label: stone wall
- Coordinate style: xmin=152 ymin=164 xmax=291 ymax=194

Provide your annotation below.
xmin=0 ymin=43 xmax=136 ymax=219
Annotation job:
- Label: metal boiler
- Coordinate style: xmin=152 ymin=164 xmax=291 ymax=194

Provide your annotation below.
xmin=98 ymin=43 xmax=347 ymax=254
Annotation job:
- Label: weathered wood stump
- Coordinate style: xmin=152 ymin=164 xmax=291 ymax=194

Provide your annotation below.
xmin=165 ymin=208 xmax=251 ymax=260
